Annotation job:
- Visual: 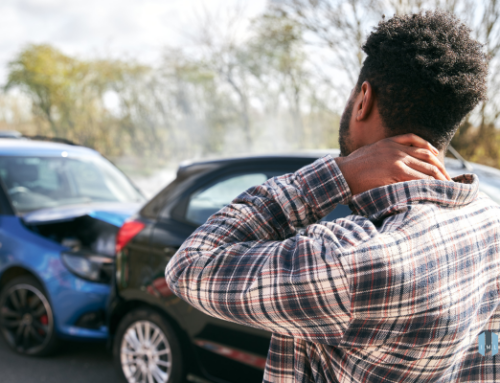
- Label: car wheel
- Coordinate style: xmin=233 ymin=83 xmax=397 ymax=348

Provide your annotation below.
xmin=0 ymin=276 xmax=59 ymax=356
xmin=114 ymin=308 xmax=184 ymax=383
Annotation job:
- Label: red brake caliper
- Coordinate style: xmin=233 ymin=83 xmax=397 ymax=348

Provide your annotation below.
xmin=38 ymin=315 xmax=48 ymax=335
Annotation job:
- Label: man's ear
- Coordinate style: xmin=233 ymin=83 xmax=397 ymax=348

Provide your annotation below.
xmin=355 ymin=81 xmax=374 ymax=121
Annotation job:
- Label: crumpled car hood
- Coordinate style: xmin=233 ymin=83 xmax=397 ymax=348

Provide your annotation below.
xmin=22 ymin=202 xmax=141 ymax=227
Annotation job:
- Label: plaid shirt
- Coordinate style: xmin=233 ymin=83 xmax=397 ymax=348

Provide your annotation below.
xmin=165 ymin=155 xmax=500 ymax=382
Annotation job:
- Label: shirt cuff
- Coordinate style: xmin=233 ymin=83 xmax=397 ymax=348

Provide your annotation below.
xmin=299 ymin=154 xmax=352 ymax=218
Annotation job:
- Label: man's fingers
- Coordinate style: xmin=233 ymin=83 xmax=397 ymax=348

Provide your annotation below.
xmin=340 ymin=134 xmax=452 ymax=196
xmin=402 ymin=147 xmax=452 ymax=181
xmin=402 ymin=157 xmax=449 ymax=181
xmin=389 ymin=134 xmax=439 ymax=155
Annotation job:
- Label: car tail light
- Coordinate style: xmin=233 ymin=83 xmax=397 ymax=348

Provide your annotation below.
xmin=116 ymin=220 xmax=145 ymax=254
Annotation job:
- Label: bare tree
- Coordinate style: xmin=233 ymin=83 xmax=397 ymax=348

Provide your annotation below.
xmin=273 ymin=0 xmax=500 ymax=166
xmin=271 ymin=0 xmax=384 ymax=92
xmin=184 ymin=3 xmax=254 ymax=147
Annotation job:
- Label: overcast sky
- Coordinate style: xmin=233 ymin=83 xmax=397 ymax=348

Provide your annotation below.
xmin=0 ymin=0 xmax=267 ymax=83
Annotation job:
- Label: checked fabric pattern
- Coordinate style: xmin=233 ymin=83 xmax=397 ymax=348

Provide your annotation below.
xmin=165 ymin=155 xmax=500 ymax=382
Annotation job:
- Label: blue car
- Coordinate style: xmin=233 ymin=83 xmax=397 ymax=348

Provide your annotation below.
xmin=0 ymin=138 xmax=144 ymax=356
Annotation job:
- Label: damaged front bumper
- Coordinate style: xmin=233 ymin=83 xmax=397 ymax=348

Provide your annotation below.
xmin=1 ymin=203 xmax=140 ymax=341
xmin=48 ymin=270 xmax=111 ymax=340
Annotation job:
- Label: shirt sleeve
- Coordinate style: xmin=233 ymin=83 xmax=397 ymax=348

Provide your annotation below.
xmin=165 ymin=155 xmax=354 ymax=345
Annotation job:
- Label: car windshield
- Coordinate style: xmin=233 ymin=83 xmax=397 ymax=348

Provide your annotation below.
xmin=0 ymin=155 xmax=144 ymax=213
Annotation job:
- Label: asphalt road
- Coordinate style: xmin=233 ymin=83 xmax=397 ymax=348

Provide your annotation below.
xmin=0 ymin=337 xmax=121 ymax=383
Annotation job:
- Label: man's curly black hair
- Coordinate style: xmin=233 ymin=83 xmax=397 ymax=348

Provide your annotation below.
xmin=356 ymin=11 xmax=488 ymax=149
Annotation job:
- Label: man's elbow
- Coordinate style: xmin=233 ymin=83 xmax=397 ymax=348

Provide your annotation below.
xmin=164 ymin=249 xmax=186 ymax=293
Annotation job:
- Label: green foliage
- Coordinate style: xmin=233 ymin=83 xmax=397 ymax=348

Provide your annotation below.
xmin=5 ymin=44 xmax=147 ymax=156
xmin=1 ymin=17 xmax=342 ymax=164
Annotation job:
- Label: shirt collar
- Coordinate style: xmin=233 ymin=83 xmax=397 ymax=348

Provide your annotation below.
xmin=348 ymin=174 xmax=479 ymax=221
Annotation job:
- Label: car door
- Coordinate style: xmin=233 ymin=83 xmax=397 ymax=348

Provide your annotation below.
xmin=0 ymin=178 xmax=20 ymax=272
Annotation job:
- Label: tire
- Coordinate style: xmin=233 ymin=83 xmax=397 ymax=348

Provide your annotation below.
xmin=113 ymin=308 xmax=185 ymax=383
xmin=0 ymin=276 xmax=59 ymax=356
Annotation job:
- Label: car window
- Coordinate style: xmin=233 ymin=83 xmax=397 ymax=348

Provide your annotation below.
xmin=186 ymin=173 xmax=267 ymax=225
xmin=0 ymin=156 xmax=144 ymax=213
xmin=67 ymin=159 xmax=122 ymax=201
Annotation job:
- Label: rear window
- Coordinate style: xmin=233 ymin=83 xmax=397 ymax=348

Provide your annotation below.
xmin=186 ymin=173 xmax=268 ymax=225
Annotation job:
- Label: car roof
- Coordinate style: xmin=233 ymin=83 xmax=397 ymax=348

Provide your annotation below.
xmin=0 ymin=138 xmax=100 ymax=157
xmin=177 ymin=150 xmax=340 ymax=176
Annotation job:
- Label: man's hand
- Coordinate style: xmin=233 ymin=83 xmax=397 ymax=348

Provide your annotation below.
xmin=335 ymin=134 xmax=452 ymax=196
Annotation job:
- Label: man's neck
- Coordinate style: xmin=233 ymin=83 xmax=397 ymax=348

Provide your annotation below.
xmin=437 ymin=151 xmax=446 ymax=164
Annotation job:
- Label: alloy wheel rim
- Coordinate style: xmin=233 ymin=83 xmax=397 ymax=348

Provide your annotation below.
xmin=120 ymin=320 xmax=173 ymax=383
xmin=0 ymin=284 xmax=53 ymax=354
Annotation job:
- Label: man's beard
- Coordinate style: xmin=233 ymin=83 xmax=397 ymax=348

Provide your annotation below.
xmin=338 ymin=97 xmax=355 ymax=157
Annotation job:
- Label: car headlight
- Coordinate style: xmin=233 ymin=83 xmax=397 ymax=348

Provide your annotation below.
xmin=62 ymin=252 xmax=114 ymax=284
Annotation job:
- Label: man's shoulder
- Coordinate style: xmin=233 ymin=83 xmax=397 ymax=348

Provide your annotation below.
xmin=318 ymin=194 xmax=500 ymax=261
xmin=337 ymin=195 xmax=500 ymax=274
xmin=393 ymin=190 xmax=500 ymax=227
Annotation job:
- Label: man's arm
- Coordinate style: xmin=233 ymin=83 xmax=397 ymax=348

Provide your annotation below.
xmin=165 ymin=155 xmax=354 ymax=345
xmin=165 ymin=134 xmax=450 ymax=344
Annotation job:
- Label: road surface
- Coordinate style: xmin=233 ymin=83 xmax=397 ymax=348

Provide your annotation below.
xmin=0 ymin=338 xmax=121 ymax=383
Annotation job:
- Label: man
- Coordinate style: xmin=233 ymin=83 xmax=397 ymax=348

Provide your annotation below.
xmin=166 ymin=11 xmax=498 ymax=383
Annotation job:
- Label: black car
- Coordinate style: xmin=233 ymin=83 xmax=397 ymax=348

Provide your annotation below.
xmin=108 ymin=151 xmax=500 ymax=383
